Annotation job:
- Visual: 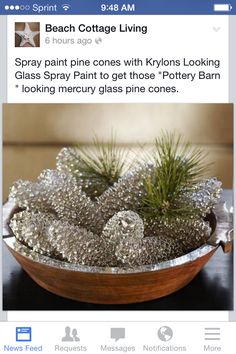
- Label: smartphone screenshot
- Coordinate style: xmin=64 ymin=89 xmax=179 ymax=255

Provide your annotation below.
xmin=0 ymin=0 xmax=235 ymax=352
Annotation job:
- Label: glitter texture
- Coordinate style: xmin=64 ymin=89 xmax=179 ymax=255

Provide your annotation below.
xmin=180 ymin=178 xmax=222 ymax=217
xmin=56 ymin=147 xmax=93 ymax=194
xmin=9 ymin=180 xmax=53 ymax=212
xmin=10 ymin=210 xmax=117 ymax=266
xmin=10 ymin=210 xmax=56 ymax=255
xmin=115 ymin=235 xmax=184 ymax=267
xmin=47 ymin=219 xmax=117 ymax=266
xmin=144 ymin=217 xmax=212 ymax=252
xmin=56 ymin=147 xmax=82 ymax=178
xmin=10 ymin=170 xmax=104 ymax=234
xmin=97 ymin=164 xmax=153 ymax=223
xmin=101 ymin=210 xmax=144 ymax=245
xmin=8 ymin=154 xmax=221 ymax=268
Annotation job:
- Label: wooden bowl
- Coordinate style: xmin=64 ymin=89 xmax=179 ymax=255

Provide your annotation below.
xmin=3 ymin=201 xmax=233 ymax=304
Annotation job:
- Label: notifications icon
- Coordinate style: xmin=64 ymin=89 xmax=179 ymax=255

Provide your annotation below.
xmin=158 ymin=326 xmax=173 ymax=342
xmin=110 ymin=328 xmax=125 ymax=341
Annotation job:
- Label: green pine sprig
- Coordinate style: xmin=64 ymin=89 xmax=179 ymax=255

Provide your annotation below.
xmin=76 ymin=135 xmax=128 ymax=199
xmin=140 ymin=132 xmax=209 ymax=220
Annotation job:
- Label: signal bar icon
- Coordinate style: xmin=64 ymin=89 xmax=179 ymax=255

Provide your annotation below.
xmin=62 ymin=4 xmax=71 ymax=11
xmin=5 ymin=5 xmax=20 ymax=10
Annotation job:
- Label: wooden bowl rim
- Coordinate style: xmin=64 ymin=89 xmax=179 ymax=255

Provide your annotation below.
xmin=4 ymin=235 xmax=217 ymax=275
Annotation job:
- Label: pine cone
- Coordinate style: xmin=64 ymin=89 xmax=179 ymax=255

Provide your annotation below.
xmin=101 ymin=210 xmax=144 ymax=245
xmin=144 ymin=216 xmax=212 ymax=252
xmin=115 ymin=235 xmax=184 ymax=267
xmin=10 ymin=210 xmax=57 ymax=255
xmin=10 ymin=170 xmax=104 ymax=233
xmin=179 ymin=178 xmax=222 ymax=217
xmin=97 ymin=164 xmax=153 ymax=223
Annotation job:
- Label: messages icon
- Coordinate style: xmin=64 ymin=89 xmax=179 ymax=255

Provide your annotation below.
xmin=110 ymin=328 xmax=125 ymax=341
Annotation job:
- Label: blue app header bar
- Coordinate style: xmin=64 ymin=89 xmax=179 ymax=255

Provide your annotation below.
xmin=0 ymin=0 xmax=235 ymax=15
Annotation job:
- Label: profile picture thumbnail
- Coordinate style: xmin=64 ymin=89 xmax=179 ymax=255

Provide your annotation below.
xmin=15 ymin=22 xmax=40 ymax=47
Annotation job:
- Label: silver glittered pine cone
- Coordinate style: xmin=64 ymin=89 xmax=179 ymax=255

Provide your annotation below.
xmin=56 ymin=147 xmax=92 ymax=192
xmin=57 ymin=147 xmax=104 ymax=200
xmin=39 ymin=169 xmax=105 ymax=233
xmin=56 ymin=145 xmax=128 ymax=200
xmin=9 ymin=180 xmax=53 ymax=212
xmin=178 ymin=178 xmax=222 ymax=217
xmin=10 ymin=210 xmax=117 ymax=266
xmin=47 ymin=219 xmax=117 ymax=266
xmin=101 ymin=210 xmax=144 ymax=245
xmin=97 ymin=164 xmax=154 ymax=223
xmin=10 ymin=210 xmax=57 ymax=256
xmin=10 ymin=169 xmax=104 ymax=234
xmin=56 ymin=147 xmax=82 ymax=177
xmin=144 ymin=217 xmax=212 ymax=252
xmin=115 ymin=235 xmax=184 ymax=267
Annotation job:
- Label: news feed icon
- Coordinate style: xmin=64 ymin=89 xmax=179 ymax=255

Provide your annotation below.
xmin=15 ymin=22 xmax=40 ymax=47
xmin=16 ymin=327 xmax=32 ymax=342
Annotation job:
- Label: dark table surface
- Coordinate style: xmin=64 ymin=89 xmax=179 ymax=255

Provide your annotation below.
xmin=3 ymin=190 xmax=233 ymax=311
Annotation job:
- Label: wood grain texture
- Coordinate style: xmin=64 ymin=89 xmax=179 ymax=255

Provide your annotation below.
xmin=7 ymin=245 xmax=216 ymax=304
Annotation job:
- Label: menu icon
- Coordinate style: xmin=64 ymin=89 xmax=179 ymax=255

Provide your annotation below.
xmin=204 ymin=327 xmax=221 ymax=341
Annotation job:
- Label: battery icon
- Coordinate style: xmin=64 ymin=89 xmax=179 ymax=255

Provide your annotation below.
xmin=214 ymin=4 xmax=232 ymax=11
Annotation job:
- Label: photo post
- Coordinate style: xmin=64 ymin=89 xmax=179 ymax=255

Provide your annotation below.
xmin=0 ymin=1 xmax=235 ymax=353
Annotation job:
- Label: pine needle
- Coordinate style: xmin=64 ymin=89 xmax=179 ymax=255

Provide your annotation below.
xmin=140 ymin=132 xmax=209 ymax=219
xmin=76 ymin=134 xmax=128 ymax=198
